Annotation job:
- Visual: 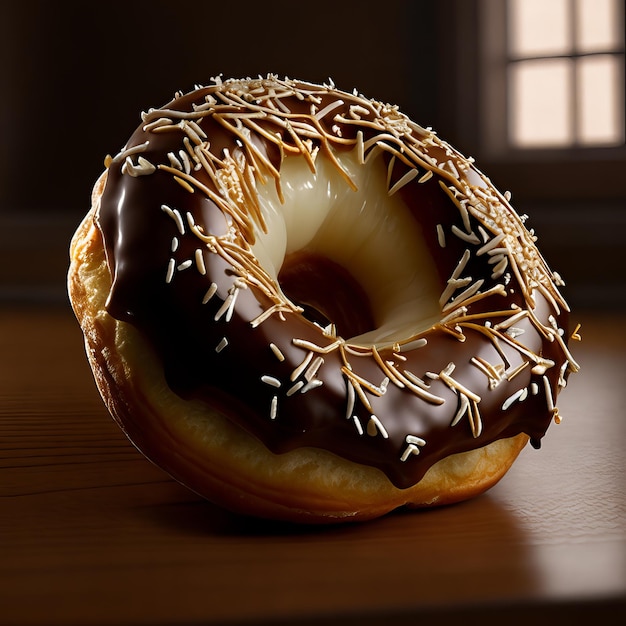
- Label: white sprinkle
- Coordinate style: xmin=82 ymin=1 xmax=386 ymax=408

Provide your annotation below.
xmin=194 ymin=249 xmax=206 ymax=275
xmin=450 ymin=393 xmax=470 ymax=426
xmin=367 ymin=415 xmax=389 ymax=439
xmin=491 ymin=257 xmax=509 ymax=279
xmin=477 ymin=233 xmax=506 ymax=256
xmin=502 ymin=387 xmax=526 ymax=411
xmin=168 ymin=151 xmax=183 ymax=170
xmin=122 ymin=155 xmax=156 ymax=177
xmin=202 ymin=282 xmax=218 ymax=304
xmin=446 ymin=159 xmax=459 ymax=179
xmin=494 ymin=310 xmax=528 ymax=331
xmin=171 ymin=237 xmax=179 ymax=252
xmin=269 ymin=343 xmax=285 ymax=362
xmin=177 ymin=259 xmax=193 ymax=271
xmin=399 ymin=337 xmax=428 ymax=353
xmin=406 ymin=434 xmax=426 ymax=447
xmin=418 ymin=170 xmax=433 ymax=183
xmin=314 ymin=99 xmax=344 ymax=120
xmin=270 ymin=395 xmax=278 ymax=420
xmin=388 ymin=168 xmax=419 ymax=196
xmin=161 ymin=204 xmax=185 ymax=235
xmin=304 ymin=356 xmax=324 ymax=381
xmin=401 ymin=444 xmax=418 ymax=462
xmin=530 ymin=382 xmax=539 ymax=395
xmin=165 ymin=258 xmax=176 ymax=284
xmin=451 ymin=249 xmax=471 ymax=281
xmin=504 ymin=190 xmax=512 ymax=201
xmin=110 ymin=141 xmax=150 ymax=165
xmin=345 ymin=379 xmax=356 ymax=420
xmin=261 ymin=375 xmax=282 ymax=388
xmin=442 ymin=279 xmax=484 ymax=312
xmin=286 ymin=381 xmax=304 ymax=396
xmin=301 ymin=379 xmax=324 ymax=394
xmin=451 ymin=224 xmax=481 ymax=244
xmin=290 ymin=351 xmax=314 ymax=381
xmin=352 ymin=415 xmax=364 ymax=436
xmin=543 ymin=375 xmax=555 ymax=412
xmin=356 ymin=130 xmax=365 ymax=164
xmin=215 ymin=337 xmax=228 ymax=353
xmin=436 ymin=224 xmax=446 ymax=248
xmin=400 ymin=435 xmax=426 ymax=462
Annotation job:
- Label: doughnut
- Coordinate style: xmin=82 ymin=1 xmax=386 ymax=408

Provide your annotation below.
xmin=68 ymin=75 xmax=580 ymax=523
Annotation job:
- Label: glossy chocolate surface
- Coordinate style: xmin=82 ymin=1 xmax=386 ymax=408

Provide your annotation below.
xmin=96 ymin=78 xmax=576 ymax=488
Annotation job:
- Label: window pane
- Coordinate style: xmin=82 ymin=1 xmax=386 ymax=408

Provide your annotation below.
xmin=575 ymin=0 xmax=623 ymax=52
xmin=508 ymin=0 xmax=571 ymax=56
xmin=509 ymin=58 xmax=573 ymax=147
xmin=577 ymin=55 xmax=625 ymax=144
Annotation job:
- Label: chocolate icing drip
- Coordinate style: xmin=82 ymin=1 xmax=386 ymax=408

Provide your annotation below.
xmin=96 ymin=77 xmax=576 ymax=488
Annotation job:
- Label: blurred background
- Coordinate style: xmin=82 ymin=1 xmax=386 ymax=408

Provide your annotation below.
xmin=1 ymin=0 xmax=624 ymax=310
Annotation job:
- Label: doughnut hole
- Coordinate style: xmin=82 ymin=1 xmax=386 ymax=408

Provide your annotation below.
xmin=253 ymin=149 xmax=442 ymax=347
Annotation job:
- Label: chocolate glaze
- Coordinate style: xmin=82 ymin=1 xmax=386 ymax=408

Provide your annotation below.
xmin=96 ymin=77 xmax=577 ymax=489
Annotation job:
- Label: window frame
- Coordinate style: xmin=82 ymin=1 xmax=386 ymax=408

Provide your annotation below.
xmin=442 ymin=0 xmax=626 ymax=203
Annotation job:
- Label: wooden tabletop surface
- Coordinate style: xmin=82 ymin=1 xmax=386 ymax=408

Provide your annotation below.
xmin=1 ymin=305 xmax=624 ymax=626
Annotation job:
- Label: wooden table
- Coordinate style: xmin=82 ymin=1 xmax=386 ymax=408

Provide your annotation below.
xmin=1 ymin=305 xmax=624 ymax=625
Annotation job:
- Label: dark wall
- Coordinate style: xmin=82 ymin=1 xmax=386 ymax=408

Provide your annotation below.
xmin=1 ymin=0 xmax=442 ymax=217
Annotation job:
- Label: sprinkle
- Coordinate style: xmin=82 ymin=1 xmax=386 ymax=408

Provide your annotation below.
xmin=301 ymin=379 xmax=324 ymax=393
xmin=286 ymin=381 xmax=304 ymax=396
xmin=505 ymin=360 xmax=529 ymax=381
xmin=491 ymin=257 xmax=509 ymax=279
xmin=418 ymin=170 xmax=433 ymax=183
xmin=367 ymin=415 xmax=389 ymax=438
xmin=388 ymin=168 xmax=418 ymax=196
xmin=171 ymin=237 xmax=179 ymax=252
xmin=177 ymin=259 xmax=193 ymax=271
xmin=291 ymin=351 xmax=314 ymax=381
xmin=161 ymin=204 xmax=185 ymax=235
xmin=215 ymin=337 xmax=228 ymax=353
xmin=261 ymin=375 xmax=282 ymax=388
xmin=398 ymin=337 xmax=428 ymax=353
xmin=542 ymin=375 xmax=555 ymax=412
xmin=173 ymin=175 xmax=195 ymax=193
xmin=401 ymin=370 xmax=446 ymax=405
xmin=110 ymin=141 xmax=150 ymax=165
xmin=165 ymin=258 xmax=176 ymax=284
xmin=270 ymin=395 xmax=278 ymax=420
xmin=304 ymin=356 xmax=324 ymax=381
xmin=345 ymin=378 xmax=356 ymax=420
xmin=202 ymin=282 xmax=218 ymax=304
xmin=451 ymin=249 xmax=471 ymax=281
xmin=439 ymin=370 xmax=481 ymax=403
xmin=314 ymin=99 xmax=345 ymax=120
xmin=356 ymin=130 xmax=365 ymax=164
xmin=451 ymin=224 xmax=481 ymax=244
xmin=194 ymin=249 xmax=207 ymax=275
xmin=401 ymin=435 xmax=426 ymax=462
xmin=442 ymin=279 xmax=485 ymax=313
xmin=436 ymin=224 xmax=446 ymax=248
xmin=122 ymin=155 xmax=156 ymax=177
xmin=352 ymin=415 xmax=364 ymax=436
xmin=269 ymin=343 xmax=285 ymax=361
xmin=450 ymin=393 xmax=470 ymax=427
xmin=476 ymin=232 xmax=506 ymax=256
xmin=502 ymin=387 xmax=527 ymax=411
xmin=494 ymin=310 xmax=528 ymax=331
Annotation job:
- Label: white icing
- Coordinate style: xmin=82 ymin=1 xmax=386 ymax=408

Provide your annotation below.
xmin=252 ymin=148 xmax=441 ymax=347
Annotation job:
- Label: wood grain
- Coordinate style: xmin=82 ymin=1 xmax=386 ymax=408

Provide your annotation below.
xmin=1 ymin=306 xmax=624 ymax=625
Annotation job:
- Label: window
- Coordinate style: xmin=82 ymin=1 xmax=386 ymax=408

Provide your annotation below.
xmin=479 ymin=0 xmax=625 ymax=157
xmin=507 ymin=0 xmax=625 ymax=148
